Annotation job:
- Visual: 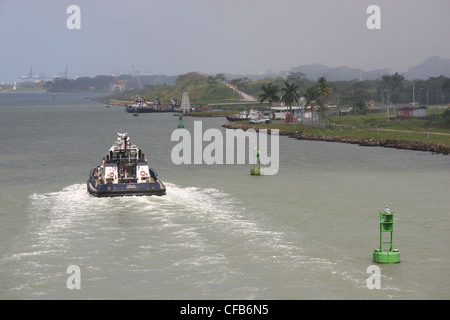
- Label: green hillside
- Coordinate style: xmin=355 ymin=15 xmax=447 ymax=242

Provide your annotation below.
xmin=99 ymin=72 xmax=237 ymax=106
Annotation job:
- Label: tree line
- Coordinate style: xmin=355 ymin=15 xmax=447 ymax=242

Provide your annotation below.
xmin=254 ymin=72 xmax=450 ymax=120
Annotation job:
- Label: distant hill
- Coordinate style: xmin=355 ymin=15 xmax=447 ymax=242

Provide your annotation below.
xmin=403 ymin=56 xmax=450 ymax=80
xmin=224 ymin=56 xmax=450 ymax=82
xmin=288 ymin=63 xmax=392 ymax=81
xmin=225 ymin=64 xmax=392 ymax=82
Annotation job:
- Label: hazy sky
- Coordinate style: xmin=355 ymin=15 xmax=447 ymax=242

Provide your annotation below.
xmin=1 ymin=0 xmax=449 ymax=83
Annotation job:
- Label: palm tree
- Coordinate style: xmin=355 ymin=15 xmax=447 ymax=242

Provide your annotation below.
xmin=317 ymin=77 xmax=330 ymax=96
xmin=259 ymin=83 xmax=280 ymax=111
xmin=317 ymin=77 xmax=330 ymax=118
xmin=303 ymin=87 xmax=320 ymax=126
xmin=281 ymin=82 xmax=300 ymax=123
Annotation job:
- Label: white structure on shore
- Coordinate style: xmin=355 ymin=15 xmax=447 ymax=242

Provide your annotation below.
xmin=270 ymin=106 xmax=302 ymax=120
xmin=180 ymin=89 xmax=190 ymax=113
xmin=268 ymin=105 xmax=320 ymax=123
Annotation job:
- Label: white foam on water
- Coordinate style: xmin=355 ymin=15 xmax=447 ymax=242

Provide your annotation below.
xmin=1 ymin=181 xmax=384 ymax=298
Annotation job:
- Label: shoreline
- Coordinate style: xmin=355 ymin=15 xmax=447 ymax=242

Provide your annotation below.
xmin=89 ymin=96 xmax=449 ymax=155
xmin=180 ymin=112 xmax=233 ymax=117
xmin=222 ymin=122 xmax=450 ymax=155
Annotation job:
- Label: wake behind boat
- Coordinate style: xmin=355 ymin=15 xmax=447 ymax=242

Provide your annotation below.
xmin=87 ymin=132 xmax=166 ymax=197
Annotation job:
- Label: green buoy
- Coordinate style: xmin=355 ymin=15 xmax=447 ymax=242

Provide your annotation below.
xmin=250 ymin=148 xmax=263 ymax=175
xmin=373 ymin=206 xmax=400 ymax=263
xmin=178 ymin=114 xmax=185 ymax=128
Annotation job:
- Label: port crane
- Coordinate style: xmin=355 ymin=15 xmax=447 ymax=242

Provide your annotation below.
xmin=132 ymin=65 xmax=143 ymax=89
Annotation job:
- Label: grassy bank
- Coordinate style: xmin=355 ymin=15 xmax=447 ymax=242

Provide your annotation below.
xmin=323 ymin=108 xmax=450 ymax=135
xmin=202 ymin=104 xmax=450 ymax=154
xmin=224 ymin=121 xmax=450 ymax=154
xmin=241 ymin=121 xmax=450 ymax=145
xmin=185 ymin=106 xmax=449 ymax=146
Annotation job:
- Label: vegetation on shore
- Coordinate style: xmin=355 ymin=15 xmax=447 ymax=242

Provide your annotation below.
xmin=186 ymin=75 xmax=450 ymax=152
xmin=246 ymin=73 xmax=450 ymax=107
xmin=0 ymin=82 xmax=47 ymax=92
xmin=100 ymin=70 xmax=450 ymax=151
xmin=95 ymin=72 xmax=237 ymax=106
xmin=245 ymin=74 xmax=450 ymax=149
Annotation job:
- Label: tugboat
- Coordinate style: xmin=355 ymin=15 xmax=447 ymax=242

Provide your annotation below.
xmin=87 ymin=133 xmax=166 ymax=197
xmin=126 ymin=96 xmax=149 ymax=113
xmin=126 ymin=96 xmax=177 ymax=113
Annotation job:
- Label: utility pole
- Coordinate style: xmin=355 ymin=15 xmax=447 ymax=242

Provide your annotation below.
xmin=387 ymin=103 xmax=390 ymax=123
xmin=337 ymin=94 xmax=340 ymax=124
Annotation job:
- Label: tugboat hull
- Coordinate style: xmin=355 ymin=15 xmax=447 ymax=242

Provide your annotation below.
xmin=87 ymin=178 xmax=166 ymax=197
xmin=226 ymin=117 xmax=243 ymax=122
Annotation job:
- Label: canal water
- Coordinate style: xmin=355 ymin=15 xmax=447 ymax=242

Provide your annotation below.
xmin=0 ymin=92 xmax=448 ymax=299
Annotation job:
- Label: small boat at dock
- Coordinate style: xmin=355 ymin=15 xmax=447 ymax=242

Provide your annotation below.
xmin=226 ymin=108 xmax=262 ymax=122
xmin=126 ymin=96 xmax=178 ymax=113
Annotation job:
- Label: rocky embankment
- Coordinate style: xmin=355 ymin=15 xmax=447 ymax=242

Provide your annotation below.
xmin=223 ymin=122 xmax=450 ymax=155
xmin=181 ymin=112 xmax=230 ymax=117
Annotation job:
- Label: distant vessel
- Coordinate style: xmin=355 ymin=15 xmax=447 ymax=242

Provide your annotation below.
xmin=87 ymin=132 xmax=166 ymax=197
xmin=126 ymin=96 xmax=177 ymax=113
xmin=226 ymin=108 xmax=263 ymax=122
xmin=249 ymin=117 xmax=271 ymax=124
